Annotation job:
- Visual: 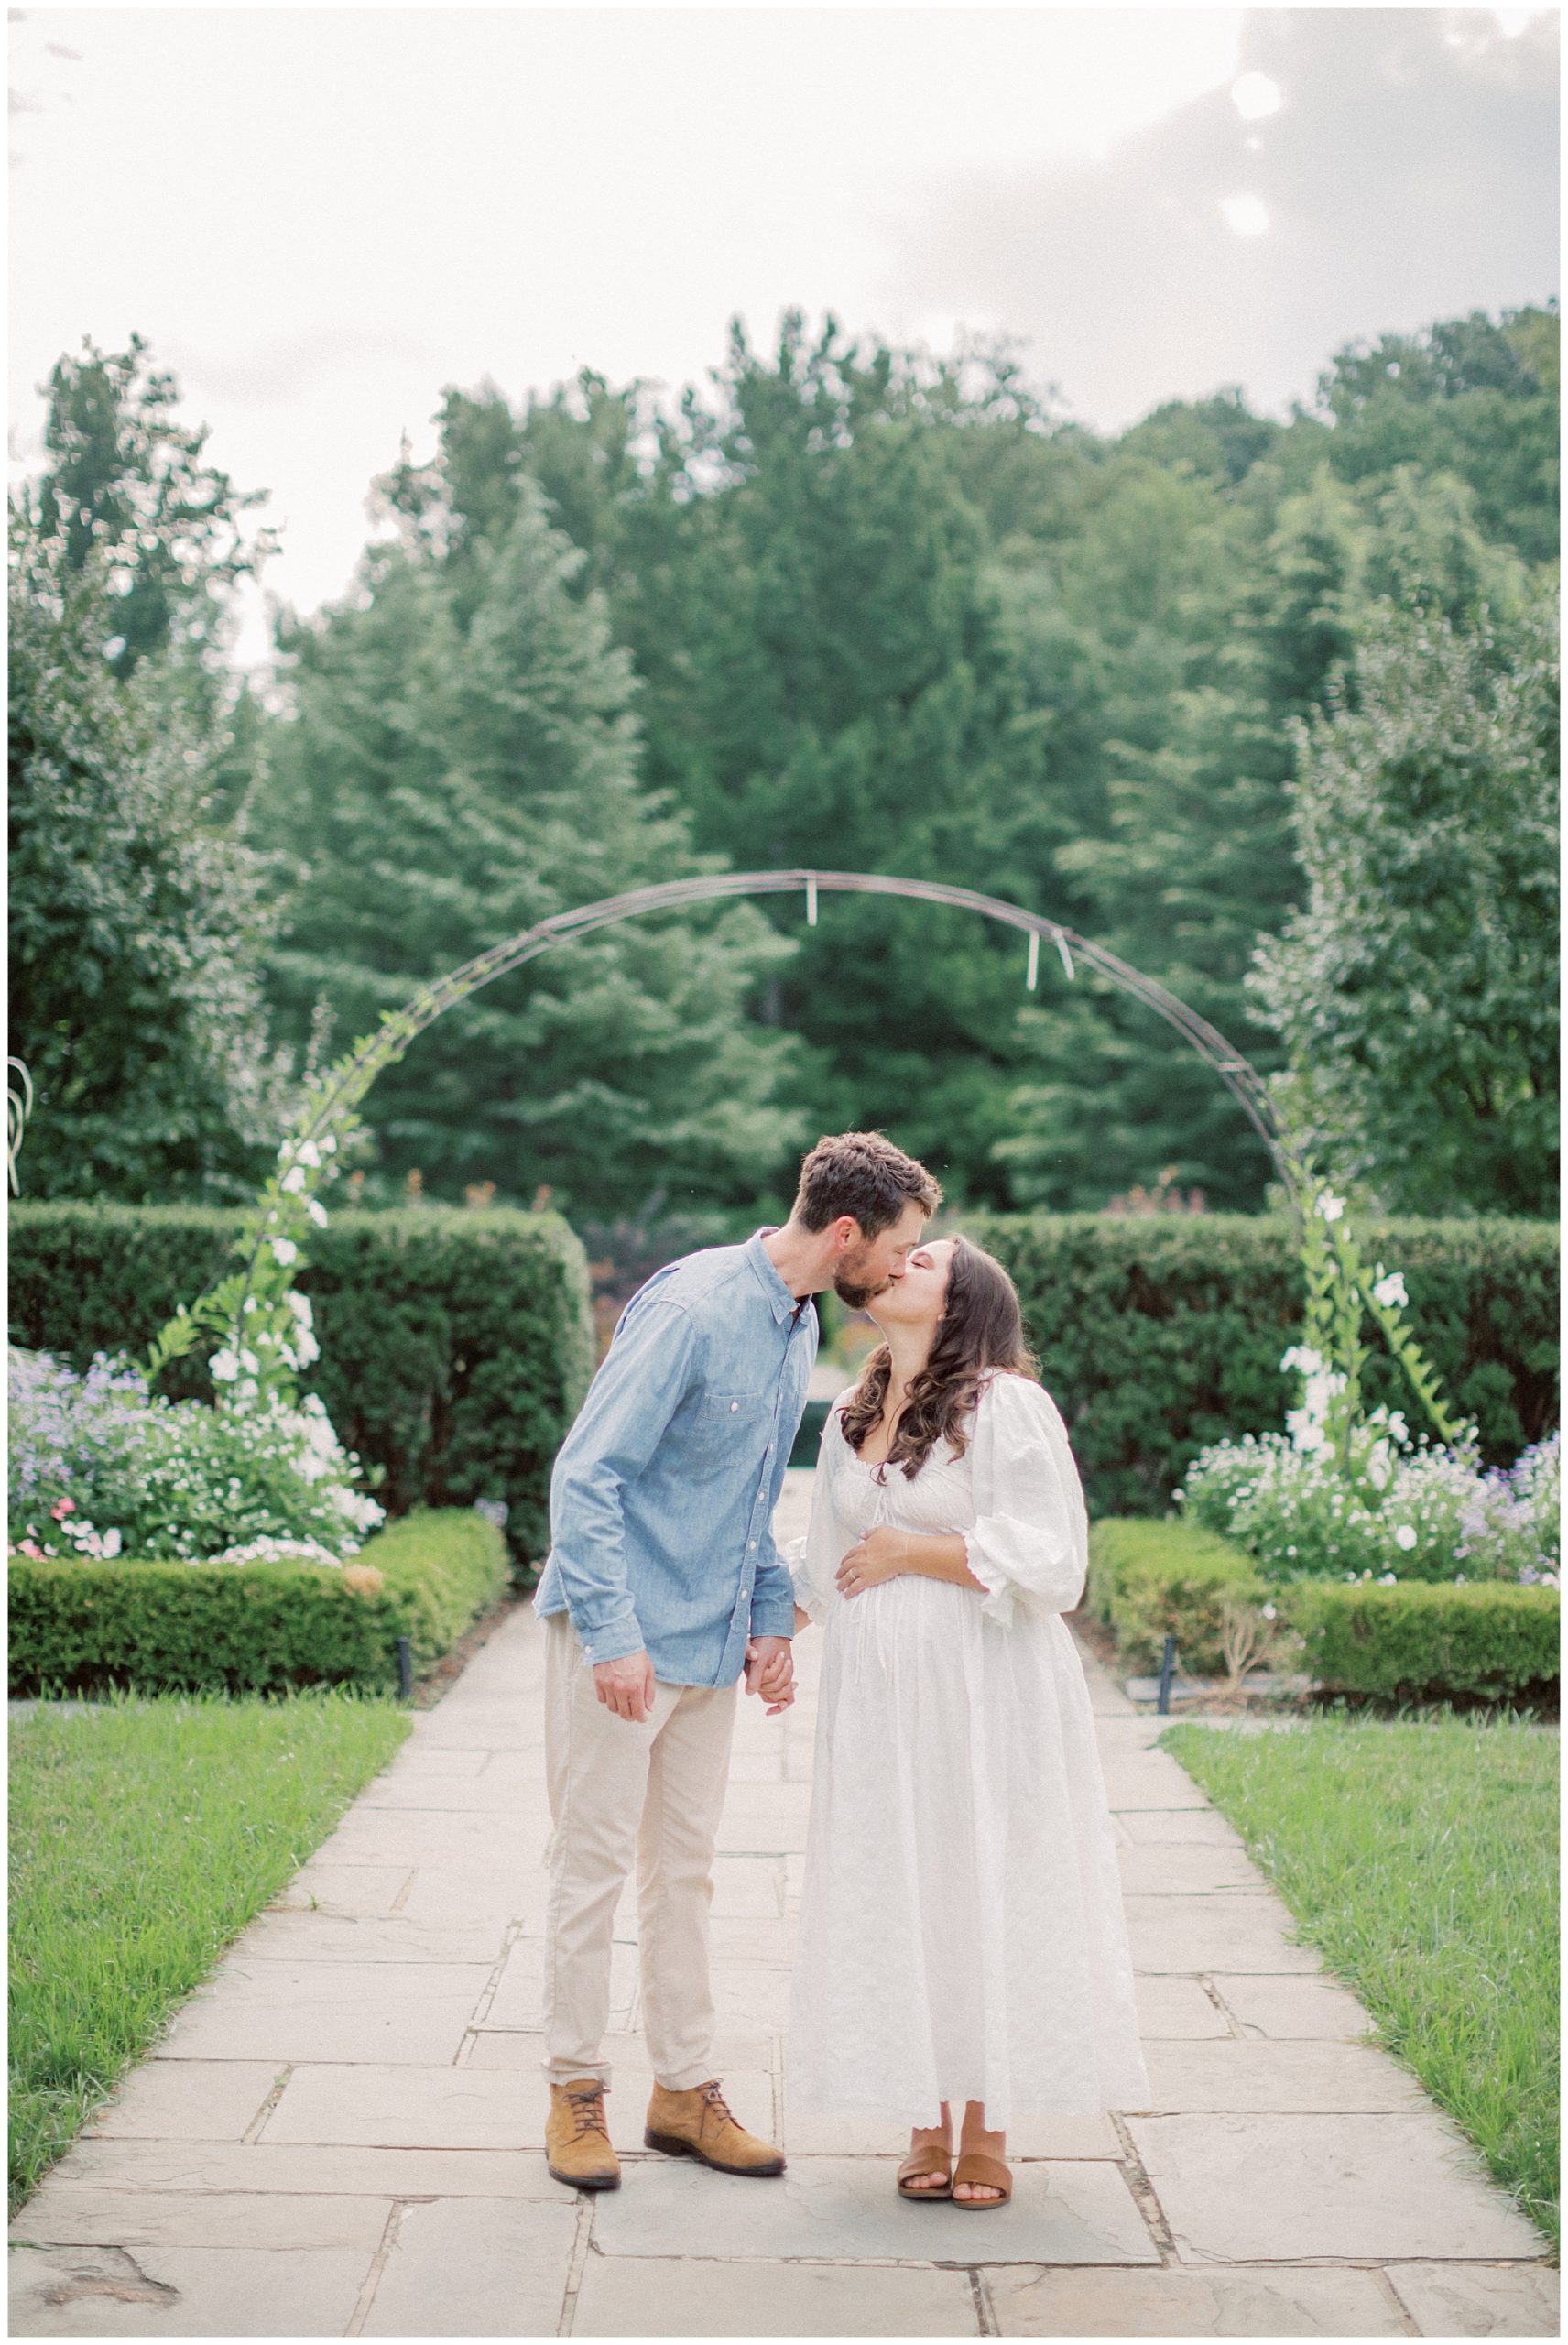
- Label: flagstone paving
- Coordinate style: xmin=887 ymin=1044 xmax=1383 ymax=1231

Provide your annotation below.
xmin=10 ymin=1473 xmax=1558 ymax=2337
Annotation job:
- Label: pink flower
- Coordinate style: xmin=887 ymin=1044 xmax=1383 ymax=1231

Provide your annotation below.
xmin=49 ymin=1498 xmax=76 ymax=1521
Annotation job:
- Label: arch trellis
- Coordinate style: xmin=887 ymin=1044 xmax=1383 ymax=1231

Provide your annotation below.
xmin=291 ymin=867 xmax=1294 ymax=1192
xmin=136 ymin=867 xmax=1305 ymax=1392
xmin=147 ymin=866 xmax=1472 ymax=1469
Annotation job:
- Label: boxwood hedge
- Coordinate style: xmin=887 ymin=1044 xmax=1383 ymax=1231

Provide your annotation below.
xmin=1281 ymin=1579 xmax=1560 ymax=1705
xmin=964 ymin=1211 xmax=1558 ymax=1516
xmin=7 ymin=1203 xmax=594 ymax=1568
xmin=1085 ymin=1516 xmax=1264 ymax=1674
xmin=8 ymin=1507 xmax=508 ymax=1698
xmin=1087 ymin=1515 xmax=1559 ymax=1703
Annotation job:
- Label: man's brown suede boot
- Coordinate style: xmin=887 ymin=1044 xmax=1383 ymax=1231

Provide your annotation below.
xmin=644 ymin=2078 xmax=785 ymax=2176
xmin=546 ymin=2078 xmax=620 ymax=2191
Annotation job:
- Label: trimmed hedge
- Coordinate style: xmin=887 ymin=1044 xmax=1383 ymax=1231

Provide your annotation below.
xmin=7 ymin=1507 xmax=508 ymax=1697
xmin=1087 ymin=1517 xmax=1264 ymax=1674
xmin=1281 ymin=1580 xmax=1561 ymax=1705
xmin=1087 ymin=1515 xmax=1560 ymax=1702
xmin=965 ymin=1211 xmax=1559 ymax=1516
xmin=7 ymin=1204 xmax=594 ymax=1567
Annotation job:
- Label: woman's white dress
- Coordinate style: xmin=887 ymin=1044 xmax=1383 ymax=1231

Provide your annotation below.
xmin=785 ymin=1372 xmax=1150 ymax=2129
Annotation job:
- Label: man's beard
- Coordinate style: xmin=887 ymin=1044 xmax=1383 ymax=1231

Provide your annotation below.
xmin=833 ymin=1263 xmax=892 ymax=1312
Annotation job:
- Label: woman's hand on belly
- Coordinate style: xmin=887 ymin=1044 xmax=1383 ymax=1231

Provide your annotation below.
xmin=835 ymin=1526 xmax=913 ymax=1598
xmin=837 ymin=1525 xmax=985 ymax=1598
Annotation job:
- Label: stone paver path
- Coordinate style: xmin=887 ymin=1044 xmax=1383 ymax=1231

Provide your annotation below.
xmin=11 ymin=1474 xmax=1558 ymax=2336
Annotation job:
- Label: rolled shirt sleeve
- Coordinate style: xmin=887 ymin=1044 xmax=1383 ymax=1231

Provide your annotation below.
xmin=547 ymin=1296 xmax=701 ymax=1664
xmin=961 ymin=1373 xmax=1090 ymax=1628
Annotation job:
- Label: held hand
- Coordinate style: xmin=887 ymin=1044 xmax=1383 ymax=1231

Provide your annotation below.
xmin=835 ymin=1526 xmax=909 ymax=1598
xmin=745 ymin=1634 xmax=795 ymax=1715
xmin=593 ymin=1649 xmax=656 ymax=1724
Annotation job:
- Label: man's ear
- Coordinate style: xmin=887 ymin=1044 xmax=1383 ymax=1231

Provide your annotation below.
xmin=833 ymin=1215 xmax=862 ymax=1254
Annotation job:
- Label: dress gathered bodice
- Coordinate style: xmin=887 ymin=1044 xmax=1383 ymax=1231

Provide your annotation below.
xmin=832 ymin=1438 xmax=976 ymax=1536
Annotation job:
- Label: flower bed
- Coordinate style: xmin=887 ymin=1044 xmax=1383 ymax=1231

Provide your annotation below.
xmin=9 ymin=1346 xmax=382 ymax=1570
xmin=8 ymin=1202 xmax=594 ymax=1563
xmin=1180 ymin=1422 xmax=1560 ymax=1590
xmin=7 ymin=1507 xmax=508 ymax=1697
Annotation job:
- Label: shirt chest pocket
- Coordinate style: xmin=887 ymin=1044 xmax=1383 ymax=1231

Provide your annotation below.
xmin=688 ymin=1388 xmax=772 ymax=1457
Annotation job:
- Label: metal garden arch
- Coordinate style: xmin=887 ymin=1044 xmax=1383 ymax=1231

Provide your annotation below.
xmin=291 ymin=867 xmax=1296 ymax=1196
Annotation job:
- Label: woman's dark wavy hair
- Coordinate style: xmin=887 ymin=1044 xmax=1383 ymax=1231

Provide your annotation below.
xmin=839 ymin=1235 xmax=1038 ymax=1479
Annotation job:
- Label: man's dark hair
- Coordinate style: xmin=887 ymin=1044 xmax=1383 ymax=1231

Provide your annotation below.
xmin=792 ymin=1130 xmax=942 ymax=1237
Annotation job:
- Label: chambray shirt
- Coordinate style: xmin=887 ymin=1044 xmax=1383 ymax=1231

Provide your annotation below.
xmin=533 ymin=1231 xmax=817 ymax=1686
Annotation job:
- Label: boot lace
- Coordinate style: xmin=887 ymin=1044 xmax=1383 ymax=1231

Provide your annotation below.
xmin=698 ymin=2079 xmax=736 ymax=2126
xmin=561 ymin=2084 xmax=610 ymax=2143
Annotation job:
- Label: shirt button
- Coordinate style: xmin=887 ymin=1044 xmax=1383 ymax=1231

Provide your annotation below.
xmin=730 ymin=1402 xmax=738 ymax=1412
xmin=749 ymin=1542 xmax=757 ymax=1550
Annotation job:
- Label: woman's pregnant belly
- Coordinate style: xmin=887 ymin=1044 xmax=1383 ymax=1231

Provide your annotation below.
xmin=826 ymin=1569 xmax=985 ymax=1693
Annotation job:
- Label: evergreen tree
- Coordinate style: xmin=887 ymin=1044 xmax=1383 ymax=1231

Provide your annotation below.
xmin=255 ymin=472 xmax=801 ymax=1212
xmin=324 ymin=302 xmax=1558 ymax=1217
xmin=996 ymin=444 xmax=1539 ymax=1208
xmin=508 ymin=316 xmax=1073 ymax=1201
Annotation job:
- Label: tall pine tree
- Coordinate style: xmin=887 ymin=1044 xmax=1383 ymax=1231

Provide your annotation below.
xmin=255 ymin=468 xmax=801 ymax=1212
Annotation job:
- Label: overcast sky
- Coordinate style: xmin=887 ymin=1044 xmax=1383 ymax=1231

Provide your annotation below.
xmin=8 ymin=5 xmax=1559 ymax=660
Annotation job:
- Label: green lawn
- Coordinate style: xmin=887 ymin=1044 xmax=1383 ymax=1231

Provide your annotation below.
xmin=1162 ymin=1710 xmax=1560 ymax=2252
xmin=9 ymin=1688 xmax=412 ymax=2215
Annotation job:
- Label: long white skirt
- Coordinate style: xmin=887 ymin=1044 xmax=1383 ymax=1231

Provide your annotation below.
xmin=785 ymin=1573 xmax=1151 ymax=2129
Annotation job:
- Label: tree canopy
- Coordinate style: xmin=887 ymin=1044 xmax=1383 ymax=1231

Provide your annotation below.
xmin=10 ymin=300 xmax=1557 ymax=1220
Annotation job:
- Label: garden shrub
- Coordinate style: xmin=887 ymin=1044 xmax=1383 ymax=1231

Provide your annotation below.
xmin=7 ymin=1507 xmax=507 ymax=1697
xmin=1086 ymin=1518 xmax=1266 ymax=1674
xmin=7 ymin=1204 xmax=594 ymax=1566
xmin=965 ymin=1211 xmax=1558 ymax=1515
xmin=1278 ymin=1579 xmax=1560 ymax=1703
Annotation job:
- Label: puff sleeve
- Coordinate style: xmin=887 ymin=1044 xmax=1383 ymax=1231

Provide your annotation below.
xmin=960 ymin=1373 xmax=1089 ymax=1628
xmin=783 ymin=1405 xmax=853 ymax=1625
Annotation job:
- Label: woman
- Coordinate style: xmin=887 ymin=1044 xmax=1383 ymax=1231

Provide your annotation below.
xmin=785 ymin=1234 xmax=1149 ymax=2207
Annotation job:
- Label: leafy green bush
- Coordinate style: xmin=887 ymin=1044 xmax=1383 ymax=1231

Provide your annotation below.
xmin=7 ymin=1204 xmax=593 ymax=1565
xmin=1279 ymin=1580 xmax=1560 ymax=1703
xmin=1086 ymin=1518 xmax=1265 ymax=1674
xmin=7 ymin=1507 xmax=507 ymax=1697
xmin=965 ymin=1212 xmax=1558 ymax=1515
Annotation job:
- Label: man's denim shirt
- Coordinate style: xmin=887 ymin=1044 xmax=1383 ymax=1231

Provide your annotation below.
xmin=533 ymin=1231 xmax=817 ymax=1686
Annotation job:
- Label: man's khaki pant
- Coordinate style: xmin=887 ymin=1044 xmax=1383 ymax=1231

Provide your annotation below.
xmin=540 ymin=1609 xmax=738 ymax=2090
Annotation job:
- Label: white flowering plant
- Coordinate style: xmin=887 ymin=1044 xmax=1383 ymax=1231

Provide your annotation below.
xmin=16 ymin=1011 xmax=424 ymax=1570
xmin=8 ymin=1347 xmax=383 ymax=1566
xmin=1177 ymin=1141 xmax=1558 ymax=1593
xmin=143 ymin=986 xmax=444 ymax=1419
xmin=1177 ymin=1421 xmax=1558 ymax=1587
xmin=1289 ymin=1162 xmax=1473 ymax=1478
xmin=1180 ymin=1241 xmax=1557 ymax=1591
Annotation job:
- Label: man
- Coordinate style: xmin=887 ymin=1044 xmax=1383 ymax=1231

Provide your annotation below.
xmin=533 ymin=1130 xmax=942 ymax=2191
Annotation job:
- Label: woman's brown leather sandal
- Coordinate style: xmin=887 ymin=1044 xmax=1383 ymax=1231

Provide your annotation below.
xmin=896 ymin=2145 xmax=953 ymax=2201
xmin=952 ymin=2151 xmax=1012 ymax=2208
